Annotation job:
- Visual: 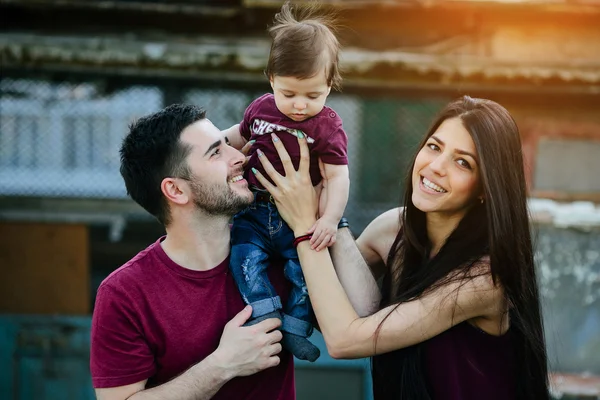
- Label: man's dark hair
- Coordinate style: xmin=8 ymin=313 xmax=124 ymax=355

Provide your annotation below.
xmin=120 ymin=104 xmax=206 ymax=226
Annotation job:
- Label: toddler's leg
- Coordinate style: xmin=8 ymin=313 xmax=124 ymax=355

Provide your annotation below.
xmin=280 ymin=257 xmax=320 ymax=362
xmin=230 ymin=242 xmax=283 ymax=324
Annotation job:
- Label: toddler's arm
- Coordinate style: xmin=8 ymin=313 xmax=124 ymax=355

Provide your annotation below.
xmin=221 ymin=124 xmax=247 ymax=150
xmin=310 ymin=163 xmax=349 ymax=251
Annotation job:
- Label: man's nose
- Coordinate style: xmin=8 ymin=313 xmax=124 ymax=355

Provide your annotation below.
xmin=229 ymin=145 xmax=245 ymax=165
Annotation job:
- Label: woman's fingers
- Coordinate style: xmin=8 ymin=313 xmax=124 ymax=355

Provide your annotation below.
xmin=255 ymin=149 xmax=283 ymax=189
xmin=297 ymin=132 xmax=311 ymax=176
xmin=251 ymin=167 xmax=277 ymax=194
xmin=270 ymin=134 xmax=295 ymax=177
xmin=241 ymin=140 xmax=255 ymax=156
xmin=241 ymin=140 xmax=255 ymax=167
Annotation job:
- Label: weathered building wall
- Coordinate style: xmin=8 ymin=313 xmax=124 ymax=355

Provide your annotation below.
xmin=537 ymin=224 xmax=600 ymax=374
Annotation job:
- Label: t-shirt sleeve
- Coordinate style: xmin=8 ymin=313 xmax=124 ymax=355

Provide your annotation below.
xmin=312 ymin=113 xmax=348 ymax=165
xmin=239 ymin=95 xmax=264 ymax=141
xmin=90 ymin=282 xmax=155 ymax=388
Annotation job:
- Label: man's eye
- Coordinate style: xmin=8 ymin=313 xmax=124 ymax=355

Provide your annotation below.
xmin=212 ymin=148 xmax=221 ymax=156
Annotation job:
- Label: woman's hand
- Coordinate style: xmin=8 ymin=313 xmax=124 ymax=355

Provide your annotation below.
xmin=251 ymin=133 xmax=318 ymax=236
xmin=240 ymin=140 xmax=255 ymax=167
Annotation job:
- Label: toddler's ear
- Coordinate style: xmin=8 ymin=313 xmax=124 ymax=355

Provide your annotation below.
xmin=327 ymin=86 xmax=332 ymax=95
xmin=269 ymin=78 xmax=275 ymax=90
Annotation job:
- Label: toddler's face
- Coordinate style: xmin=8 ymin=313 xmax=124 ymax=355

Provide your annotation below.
xmin=270 ymin=72 xmax=331 ymax=122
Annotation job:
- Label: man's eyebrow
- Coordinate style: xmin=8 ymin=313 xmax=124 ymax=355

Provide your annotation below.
xmin=203 ymin=139 xmax=221 ymax=156
xmin=430 ymin=135 xmax=478 ymax=162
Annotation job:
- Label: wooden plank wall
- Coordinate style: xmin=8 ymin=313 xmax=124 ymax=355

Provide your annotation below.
xmin=0 ymin=222 xmax=89 ymax=315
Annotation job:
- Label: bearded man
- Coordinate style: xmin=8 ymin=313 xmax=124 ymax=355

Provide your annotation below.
xmin=91 ymin=104 xmax=294 ymax=400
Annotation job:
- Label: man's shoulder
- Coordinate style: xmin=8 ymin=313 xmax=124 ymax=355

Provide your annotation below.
xmin=98 ymin=239 xmax=161 ymax=293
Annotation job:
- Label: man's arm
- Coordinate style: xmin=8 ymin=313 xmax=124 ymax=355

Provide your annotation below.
xmin=96 ymin=353 xmax=234 ymax=400
xmin=329 ymin=208 xmax=403 ymax=317
xmin=95 ymin=306 xmax=282 ymax=400
xmin=330 ymin=227 xmax=381 ymax=317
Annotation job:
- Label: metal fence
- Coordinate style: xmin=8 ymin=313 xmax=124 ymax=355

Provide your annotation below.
xmin=0 ymin=77 xmax=446 ymax=231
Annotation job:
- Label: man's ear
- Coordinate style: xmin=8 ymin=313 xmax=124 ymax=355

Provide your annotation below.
xmin=161 ymin=177 xmax=189 ymax=206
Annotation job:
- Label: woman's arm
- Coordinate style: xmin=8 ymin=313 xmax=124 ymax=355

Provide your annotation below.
xmin=252 ymin=133 xmax=502 ymax=359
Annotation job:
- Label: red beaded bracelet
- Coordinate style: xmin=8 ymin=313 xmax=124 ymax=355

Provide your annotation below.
xmin=293 ymin=234 xmax=313 ymax=247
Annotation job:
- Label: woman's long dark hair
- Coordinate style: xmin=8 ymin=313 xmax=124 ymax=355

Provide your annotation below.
xmin=372 ymin=96 xmax=549 ymax=399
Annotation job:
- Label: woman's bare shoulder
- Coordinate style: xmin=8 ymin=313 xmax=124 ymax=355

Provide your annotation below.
xmin=356 ymin=207 xmax=403 ymax=269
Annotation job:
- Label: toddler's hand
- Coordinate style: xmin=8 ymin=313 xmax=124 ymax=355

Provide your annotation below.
xmin=308 ymin=216 xmax=338 ymax=252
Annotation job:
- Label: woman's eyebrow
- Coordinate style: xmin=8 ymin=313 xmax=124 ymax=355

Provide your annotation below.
xmin=431 ymin=135 xmax=478 ymax=162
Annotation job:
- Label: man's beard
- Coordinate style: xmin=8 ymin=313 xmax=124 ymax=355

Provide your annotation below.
xmin=189 ymin=177 xmax=251 ymax=216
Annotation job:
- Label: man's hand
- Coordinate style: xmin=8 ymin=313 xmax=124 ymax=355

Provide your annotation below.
xmin=211 ymin=306 xmax=283 ymax=379
xmin=309 ymin=216 xmax=338 ymax=251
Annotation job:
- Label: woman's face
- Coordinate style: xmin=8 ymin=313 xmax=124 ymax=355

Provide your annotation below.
xmin=411 ymin=117 xmax=482 ymax=218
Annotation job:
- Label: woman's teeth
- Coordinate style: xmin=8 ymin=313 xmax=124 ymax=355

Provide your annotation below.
xmin=423 ymin=177 xmax=447 ymax=193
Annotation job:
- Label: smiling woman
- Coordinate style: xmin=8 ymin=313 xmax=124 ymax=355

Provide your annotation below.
xmin=412 ymin=117 xmax=483 ymax=233
xmin=252 ymin=96 xmax=550 ymax=400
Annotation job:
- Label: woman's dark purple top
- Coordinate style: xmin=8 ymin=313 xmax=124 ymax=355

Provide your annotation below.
xmin=423 ymin=321 xmax=516 ymax=399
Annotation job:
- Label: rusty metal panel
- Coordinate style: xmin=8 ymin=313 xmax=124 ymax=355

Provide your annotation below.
xmin=0 ymin=315 xmax=94 ymax=400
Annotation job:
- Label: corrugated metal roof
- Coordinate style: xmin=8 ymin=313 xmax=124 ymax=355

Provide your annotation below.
xmin=342 ymin=48 xmax=600 ymax=83
xmin=2 ymin=33 xmax=600 ymax=84
xmin=244 ymin=0 xmax=600 ymax=9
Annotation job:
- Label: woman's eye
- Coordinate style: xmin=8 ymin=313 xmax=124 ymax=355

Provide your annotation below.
xmin=212 ymin=148 xmax=221 ymax=156
xmin=427 ymin=143 xmax=440 ymax=151
xmin=457 ymin=159 xmax=471 ymax=169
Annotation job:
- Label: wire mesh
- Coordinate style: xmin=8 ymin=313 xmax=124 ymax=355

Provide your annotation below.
xmin=0 ymin=77 xmax=446 ymax=232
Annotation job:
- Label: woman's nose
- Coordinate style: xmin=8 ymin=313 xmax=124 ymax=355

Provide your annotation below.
xmin=429 ymin=155 xmax=447 ymax=175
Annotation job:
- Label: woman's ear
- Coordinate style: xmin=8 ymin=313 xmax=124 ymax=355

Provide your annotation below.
xmin=161 ymin=177 xmax=189 ymax=206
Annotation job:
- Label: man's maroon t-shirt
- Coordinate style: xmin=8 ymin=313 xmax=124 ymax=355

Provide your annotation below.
xmin=90 ymin=238 xmax=294 ymax=399
xmin=240 ymin=93 xmax=348 ymax=188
